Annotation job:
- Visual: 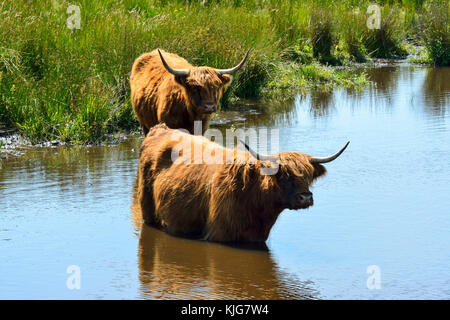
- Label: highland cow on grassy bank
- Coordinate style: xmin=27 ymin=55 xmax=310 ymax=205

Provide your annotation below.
xmin=130 ymin=49 xmax=248 ymax=135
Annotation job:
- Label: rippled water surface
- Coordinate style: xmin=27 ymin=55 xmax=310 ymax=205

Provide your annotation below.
xmin=1 ymin=65 xmax=449 ymax=299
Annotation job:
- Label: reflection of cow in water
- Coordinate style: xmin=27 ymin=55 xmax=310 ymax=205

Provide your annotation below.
xmin=131 ymin=192 xmax=319 ymax=299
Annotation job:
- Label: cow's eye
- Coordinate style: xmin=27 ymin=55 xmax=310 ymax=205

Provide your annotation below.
xmin=190 ymin=86 xmax=200 ymax=94
xmin=191 ymin=86 xmax=202 ymax=104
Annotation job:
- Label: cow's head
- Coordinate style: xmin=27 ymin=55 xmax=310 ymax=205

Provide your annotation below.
xmin=242 ymin=141 xmax=349 ymax=210
xmin=158 ymin=49 xmax=249 ymax=115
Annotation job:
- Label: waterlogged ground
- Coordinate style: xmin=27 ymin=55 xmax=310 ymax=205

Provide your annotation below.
xmin=1 ymin=64 xmax=449 ymax=299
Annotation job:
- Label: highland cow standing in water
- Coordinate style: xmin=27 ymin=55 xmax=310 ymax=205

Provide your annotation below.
xmin=137 ymin=124 xmax=349 ymax=243
xmin=130 ymin=49 xmax=249 ymax=135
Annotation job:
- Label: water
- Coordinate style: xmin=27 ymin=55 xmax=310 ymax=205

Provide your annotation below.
xmin=1 ymin=64 xmax=449 ymax=299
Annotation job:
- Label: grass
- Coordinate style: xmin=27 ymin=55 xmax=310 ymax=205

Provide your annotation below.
xmin=263 ymin=60 xmax=369 ymax=99
xmin=0 ymin=0 xmax=449 ymax=144
xmin=419 ymin=0 xmax=450 ymax=66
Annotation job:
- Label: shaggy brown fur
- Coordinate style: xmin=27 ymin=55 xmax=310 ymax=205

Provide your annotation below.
xmin=130 ymin=49 xmax=232 ymax=135
xmin=137 ymin=124 xmax=328 ymax=243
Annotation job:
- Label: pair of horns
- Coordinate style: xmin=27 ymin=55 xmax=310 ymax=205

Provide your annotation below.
xmin=240 ymin=140 xmax=350 ymax=164
xmin=158 ymin=49 xmax=249 ymax=77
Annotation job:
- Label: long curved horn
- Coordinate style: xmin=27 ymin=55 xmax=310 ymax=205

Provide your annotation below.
xmin=309 ymin=141 xmax=350 ymax=164
xmin=216 ymin=50 xmax=250 ymax=75
xmin=158 ymin=49 xmax=189 ymax=76
xmin=239 ymin=140 xmax=277 ymax=161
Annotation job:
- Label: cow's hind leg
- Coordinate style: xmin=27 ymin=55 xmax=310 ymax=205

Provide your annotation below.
xmin=138 ymin=165 xmax=157 ymax=227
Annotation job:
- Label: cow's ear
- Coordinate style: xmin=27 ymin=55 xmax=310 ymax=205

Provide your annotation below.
xmin=312 ymin=163 xmax=327 ymax=180
xmin=220 ymin=74 xmax=232 ymax=86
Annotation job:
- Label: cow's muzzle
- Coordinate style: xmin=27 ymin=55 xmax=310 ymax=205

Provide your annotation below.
xmin=203 ymin=104 xmax=217 ymax=113
xmin=298 ymin=192 xmax=314 ymax=208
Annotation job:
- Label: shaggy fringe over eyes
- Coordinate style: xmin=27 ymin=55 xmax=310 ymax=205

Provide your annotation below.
xmin=278 ymin=153 xmax=316 ymax=182
xmin=187 ymin=68 xmax=226 ymax=88
xmin=220 ymin=152 xmax=321 ymax=194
